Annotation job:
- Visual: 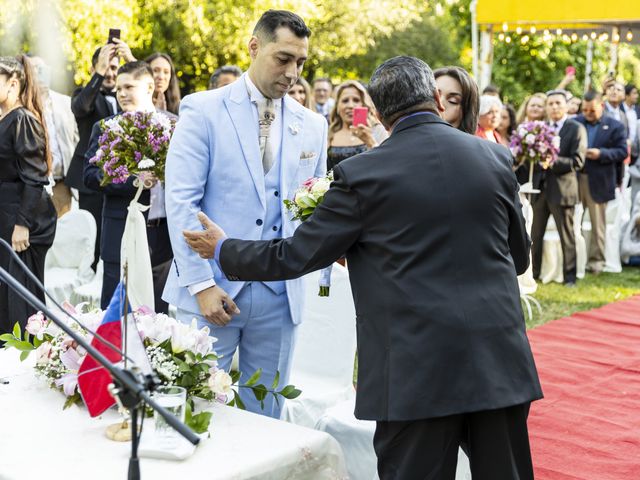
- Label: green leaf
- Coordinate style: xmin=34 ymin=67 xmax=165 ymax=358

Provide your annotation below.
xmin=278 ymin=385 xmax=302 ymax=399
xmin=230 ymin=371 xmax=241 ymax=384
xmin=185 ymin=410 xmax=213 ymax=434
xmin=5 ymin=340 xmax=34 ymax=352
xmin=232 ymin=390 xmax=246 ymax=410
xmin=12 ymin=322 xmax=21 ymax=339
xmin=63 ymin=391 xmax=82 ymax=410
xmin=0 ymin=333 xmax=15 ymax=342
xmin=33 ymin=336 xmax=43 ymax=348
xmin=243 ymin=368 xmax=262 ymax=387
xmin=250 ymin=384 xmax=268 ymax=402
xmin=19 ymin=351 xmax=30 ymax=361
xmin=271 ymin=371 xmax=280 ymax=390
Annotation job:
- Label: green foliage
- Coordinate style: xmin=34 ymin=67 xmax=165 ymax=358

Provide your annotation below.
xmin=185 ymin=401 xmax=213 ymax=434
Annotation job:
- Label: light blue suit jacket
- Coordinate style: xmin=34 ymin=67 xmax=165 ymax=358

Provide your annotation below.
xmin=162 ymin=75 xmax=328 ymax=324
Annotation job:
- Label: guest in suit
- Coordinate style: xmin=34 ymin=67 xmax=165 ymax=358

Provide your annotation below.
xmin=575 ymin=91 xmax=628 ymax=274
xmin=312 ymin=77 xmax=334 ymax=120
xmin=30 ymin=56 xmax=79 ymax=217
xmin=83 ymin=61 xmax=158 ymax=309
xmin=185 ymin=55 xmax=542 ymax=479
xmin=530 ymin=90 xmax=587 ymax=286
xmin=0 ymin=55 xmax=57 ymax=334
xmin=603 ymin=79 xmax=629 ymax=138
xmin=327 ymin=80 xmax=387 ymax=170
xmin=67 ymin=40 xmax=135 ymax=270
xmin=207 ymin=65 xmax=242 ymax=90
xmin=163 ymin=10 xmax=328 ymax=418
xmin=475 ymin=94 xmax=503 ymax=143
xmin=434 ymin=66 xmax=479 ymax=135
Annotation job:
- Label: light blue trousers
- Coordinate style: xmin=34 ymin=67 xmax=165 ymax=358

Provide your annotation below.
xmin=177 ymin=282 xmax=296 ymax=419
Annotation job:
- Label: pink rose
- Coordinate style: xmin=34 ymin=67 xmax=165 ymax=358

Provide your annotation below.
xmin=26 ymin=312 xmax=47 ymax=339
xmin=35 ymin=342 xmax=53 ymax=365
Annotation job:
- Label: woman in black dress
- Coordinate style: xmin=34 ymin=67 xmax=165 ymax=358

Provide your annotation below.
xmin=0 ymin=55 xmax=56 ymax=334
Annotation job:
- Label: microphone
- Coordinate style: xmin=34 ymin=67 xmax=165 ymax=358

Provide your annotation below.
xmin=0 ymin=237 xmax=132 ymax=363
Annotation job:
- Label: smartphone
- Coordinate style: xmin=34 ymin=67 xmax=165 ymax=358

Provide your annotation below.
xmin=352 ymin=106 xmax=368 ymax=127
xmin=108 ymin=28 xmax=121 ymax=44
xmin=565 ymin=65 xmax=576 ymax=76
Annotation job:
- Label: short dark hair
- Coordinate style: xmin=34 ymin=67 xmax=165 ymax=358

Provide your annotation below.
xmin=117 ymin=61 xmax=153 ymax=79
xmin=583 ymin=90 xmax=602 ymax=103
xmin=208 ymin=65 xmax=242 ymax=89
xmin=482 ymin=84 xmax=500 ymax=96
xmin=368 ymin=56 xmax=437 ymax=125
xmin=545 ymin=89 xmax=568 ymax=100
xmin=91 ymin=47 xmax=102 ymax=68
xmin=434 ymin=66 xmax=479 ymax=135
xmin=626 ymin=84 xmax=637 ymax=96
xmin=253 ymin=10 xmax=311 ymax=43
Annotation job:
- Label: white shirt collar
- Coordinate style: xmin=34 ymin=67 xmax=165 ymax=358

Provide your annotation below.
xmin=244 ymin=74 xmax=282 ymax=110
xmin=551 ymin=115 xmax=568 ymax=133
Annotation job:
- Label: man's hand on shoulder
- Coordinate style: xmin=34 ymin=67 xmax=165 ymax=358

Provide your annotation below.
xmin=195 ymin=285 xmax=240 ymax=326
xmin=183 ymin=212 xmax=226 ymax=259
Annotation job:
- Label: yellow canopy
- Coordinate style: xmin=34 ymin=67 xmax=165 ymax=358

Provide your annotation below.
xmin=477 ymin=1 xmax=640 ymax=30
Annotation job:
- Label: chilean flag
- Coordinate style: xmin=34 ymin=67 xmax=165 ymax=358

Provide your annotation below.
xmin=77 ymin=282 xmax=128 ymax=417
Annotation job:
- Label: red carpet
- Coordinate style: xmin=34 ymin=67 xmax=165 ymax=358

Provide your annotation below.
xmin=527 ymin=295 xmax=640 ymax=480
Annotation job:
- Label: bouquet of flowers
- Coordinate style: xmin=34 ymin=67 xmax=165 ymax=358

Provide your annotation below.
xmin=284 ymin=171 xmax=334 ymax=296
xmin=1 ymin=304 xmax=301 ymax=433
xmin=89 ymin=111 xmax=175 ymax=186
xmin=509 ymin=121 xmax=561 ymax=185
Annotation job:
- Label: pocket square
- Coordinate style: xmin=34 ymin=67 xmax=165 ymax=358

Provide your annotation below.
xmin=603 ymin=125 xmax=609 ymax=130
xmin=300 ymin=151 xmax=316 ymax=160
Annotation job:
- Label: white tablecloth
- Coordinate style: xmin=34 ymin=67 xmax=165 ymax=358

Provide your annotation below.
xmin=0 ymin=350 xmax=347 ymax=480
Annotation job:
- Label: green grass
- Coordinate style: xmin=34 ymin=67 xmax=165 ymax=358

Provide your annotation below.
xmin=524 ymin=266 xmax=640 ymax=329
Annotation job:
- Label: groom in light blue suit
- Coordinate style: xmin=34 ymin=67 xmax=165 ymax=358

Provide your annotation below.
xmin=163 ymin=10 xmax=327 ymax=418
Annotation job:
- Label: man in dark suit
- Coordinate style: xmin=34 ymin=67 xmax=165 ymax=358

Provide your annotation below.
xmin=67 ymin=41 xmax=134 ymax=270
xmin=530 ymin=90 xmax=587 ymax=286
xmin=575 ymin=91 xmax=628 ymax=273
xmin=184 ymin=56 xmax=542 ymax=479
xmin=84 ymin=61 xmax=157 ymax=309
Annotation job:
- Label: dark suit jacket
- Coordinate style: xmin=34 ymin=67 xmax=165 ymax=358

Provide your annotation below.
xmin=575 ymin=114 xmax=628 ymax=203
xmin=218 ymin=114 xmax=543 ymax=421
xmin=529 ymin=119 xmax=586 ymax=206
xmin=83 ymin=116 xmax=150 ymax=263
xmin=66 ymin=73 xmax=119 ymax=192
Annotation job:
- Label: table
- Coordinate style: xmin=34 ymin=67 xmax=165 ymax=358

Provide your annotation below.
xmin=0 ymin=350 xmax=347 ymax=480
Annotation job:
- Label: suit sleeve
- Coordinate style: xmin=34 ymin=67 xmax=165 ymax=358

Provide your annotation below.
xmin=598 ymin=122 xmax=628 ymax=164
xmin=551 ymin=124 xmax=586 ymax=175
xmin=71 ymin=73 xmax=105 ymax=118
xmin=164 ymin=95 xmax=216 ymax=287
xmin=220 ymin=164 xmax=362 ymax=281
xmin=508 ymin=176 xmax=531 ymax=275
xmin=83 ymin=121 xmax=138 ymax=196
xmin=314 ymin=118 xmax=328 ymax=177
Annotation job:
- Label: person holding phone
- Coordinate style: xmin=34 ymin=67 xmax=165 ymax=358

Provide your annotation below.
xmin=327 ymin=80 xmax=387 ymax=170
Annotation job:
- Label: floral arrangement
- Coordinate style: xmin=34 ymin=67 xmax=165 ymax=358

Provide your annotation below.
xmin=509 ymin=121 xmax=561 ymax=184
xmin=284 ymin=171 xmax=333 ymax=222
xmin=284 ymin=171 xmax=334 ymax=296
xmin=0 ymin=304 xmax=301 ymax=433
xmin=89 ymin=111 xmax=175 ymax=186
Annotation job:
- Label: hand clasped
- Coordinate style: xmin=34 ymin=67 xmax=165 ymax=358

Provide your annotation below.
xmin=183 ymin=212 xmax=226 ymax=259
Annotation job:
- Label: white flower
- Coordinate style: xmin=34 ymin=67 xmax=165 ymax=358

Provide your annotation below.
xmin=151 ymin=112 xmax=171 ymax=131
xmin=104 ymin=117 xmax=124 ymax=133
xmin=208 ymin=369 xmax=232 ymax=395
xmin=138 ymin=157 xmax=156 ymax=169
xmin=35 ymin=342 xmax=53 ymax=365
xmin=137 ymin=313 xmax=174 ymax=345
xmin=26 ymin=312 xmax=47 ymax=339
xmin=518 ymin=127 xmax=528 ymax=137
xmin=310 ymin=178 xmax=331 ymax=195
xmin=552 ymin=136 xmax=561 ymax=149
xmin=525 ymin=133 xmax=536 ymax=145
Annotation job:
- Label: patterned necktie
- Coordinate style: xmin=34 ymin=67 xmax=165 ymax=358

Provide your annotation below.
xmin=257 ymin=98 xmax=275 ymax=174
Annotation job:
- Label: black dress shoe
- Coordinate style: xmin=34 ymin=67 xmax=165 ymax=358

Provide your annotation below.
xmin=564 ymin=281 xmax=577 ymax=287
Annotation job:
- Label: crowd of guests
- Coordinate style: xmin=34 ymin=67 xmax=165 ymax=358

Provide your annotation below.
xmin=1 ymin=34 xmax=639 ymax=334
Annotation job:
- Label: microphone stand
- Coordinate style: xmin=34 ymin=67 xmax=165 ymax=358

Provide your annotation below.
xmin=0 ymin=266 xmax=200 ymax=479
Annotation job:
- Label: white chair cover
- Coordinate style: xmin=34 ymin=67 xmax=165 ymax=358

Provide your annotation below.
xmin=517 ymin=192 xmax=537 ymax=295
xmin=282 ymin=263 xmax=357 ymax=428
xmin=316 ymin=397 xmax=472 ymax=480
xmin=44 ymin=209 xmax=96 ymax=306
xmin=603 ymin=189 xmax=626 ymax=273
xmin=72 ymin=259 xmax=103 ymax=308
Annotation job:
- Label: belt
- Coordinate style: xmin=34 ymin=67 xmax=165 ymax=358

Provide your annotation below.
xmin=147 ymin=217 xmax=167 ymax=227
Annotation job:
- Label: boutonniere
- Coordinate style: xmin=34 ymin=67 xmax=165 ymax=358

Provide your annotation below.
xmin=288 ymin=123 xmax=300 ymax=135
xmin=603 ymin=125 xmax=609 ymax=130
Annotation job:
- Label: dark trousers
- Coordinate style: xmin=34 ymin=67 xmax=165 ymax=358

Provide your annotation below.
xmin=373 ymin=403 xmax=534 ymax=480
xmin=146 ymin=218 xmax=172 ymax=314
xmin=531 ymin=189 xmax=577 ymax=283
xmin=78 ymin=191 xmax=103 ymax=272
